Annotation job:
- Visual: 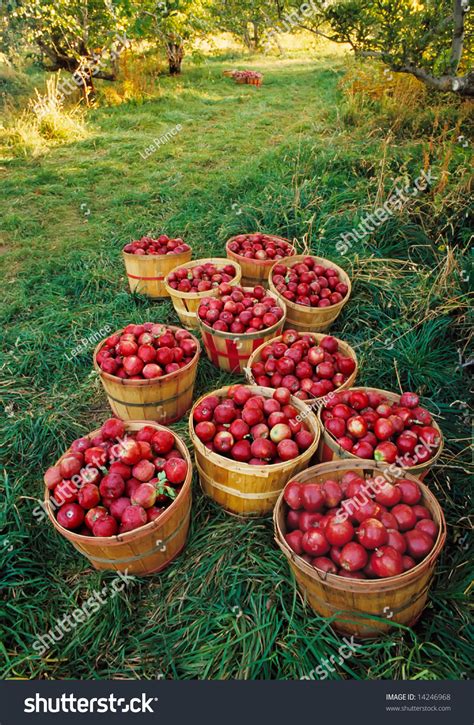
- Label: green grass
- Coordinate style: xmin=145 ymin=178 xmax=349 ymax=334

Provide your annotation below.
xmin=0 ymin=50 xmax=472 ymax=681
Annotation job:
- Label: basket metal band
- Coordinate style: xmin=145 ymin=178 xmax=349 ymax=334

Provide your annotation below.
xmin=280 ymin=538 xmax=436 ymax=617
xmin=296 ymin=574 xmax=432 ymax=617
xmin=196 ymin=460 xmax=282 ymax=500
xmin=127 ymin=273 xmax=165 ymax=281
xmin=105 ymin=380 xmax=195 ymax=408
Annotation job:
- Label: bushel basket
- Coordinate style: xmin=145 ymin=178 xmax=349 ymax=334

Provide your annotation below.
xmin=45 ymin=421 xmax=193 ymax=575
xmin=274 ymin=460 xmax=446 ymax=637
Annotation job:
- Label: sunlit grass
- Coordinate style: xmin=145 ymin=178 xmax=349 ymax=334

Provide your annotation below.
xmin=0 ymin=76 xmax=88 ymax=159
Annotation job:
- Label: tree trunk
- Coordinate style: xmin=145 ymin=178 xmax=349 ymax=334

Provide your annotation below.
xmin=36 ymin=39 xmax=116 ymax=103
xmin=252 ymin=21 xmax=259 ymax=50
xmin=78 ymin=71 xmax=96 ymax=104
xmin=166 ymin=42 xmax=184 ymax=75
xmin=242 ymin=26 xmax=252 ymax=49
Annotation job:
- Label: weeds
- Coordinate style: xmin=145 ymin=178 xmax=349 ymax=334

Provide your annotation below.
xmin=1 ymin=75 xmax=87 ymax=158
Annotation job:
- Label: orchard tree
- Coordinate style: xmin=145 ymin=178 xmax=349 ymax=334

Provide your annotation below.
xmin=135 ymin=0 xmax=210 ymax=75
xmin=290 ymin=0 xmax=474 ymax=97
xmin=210 ymin=0 xmax=285 ymax=50
xmin=2 ymin=0 xmax=133 ymax=98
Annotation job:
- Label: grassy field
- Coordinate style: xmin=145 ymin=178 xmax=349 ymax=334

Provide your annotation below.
xmin=0 ymin=49 xmax=473 ymax=680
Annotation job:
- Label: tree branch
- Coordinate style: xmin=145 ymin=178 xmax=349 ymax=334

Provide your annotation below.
xmin=300 ymin=0 xmax=472 ymax=96
xmin=92 ymin=70 xmax=117 ymax=81
xmin=296 ymin=22 xmax=345 ymax=45
xmin=37 ymin=39 xmax=117 ymax=81
xmin=355 ymin=51 xmax=385 ymax=58
xmin=395 ymin=64 xmax=474 ymax=97
xmin=419 ymin=12 xmax=453 ymax=49
xmin=37 ymin=39 xmax=77 ymax=72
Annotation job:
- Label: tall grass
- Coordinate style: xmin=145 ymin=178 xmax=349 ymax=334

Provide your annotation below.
xmin=0 ymin=75 xmax=87 ymax=158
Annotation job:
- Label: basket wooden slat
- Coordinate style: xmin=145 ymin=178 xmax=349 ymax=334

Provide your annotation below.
xmin=226 ymin=235 xmax=296 ymax=287
xmin=318 ymin=386 xmax=444 ymax=480
xmin=273 ymin=460 xmax=446 ymax=637
xmin=269 ymin=254 xmax=351 ymax=332
xmin=45 ymin=421 xmax=193 ymax=575
xmin=164 ymin=258 xmax=242 ymax=330
xmin=189 ymin=385 xmax=320 ymax=516
xmin=93 ymin=326 xmax=200 ymax=423
xmin=123 ymin=247 xmax=192 ymax=299
xmin=197 ymin=288 xmax=287 ymax=373
xmin=245 ymin=332 xmax=358 ymax=403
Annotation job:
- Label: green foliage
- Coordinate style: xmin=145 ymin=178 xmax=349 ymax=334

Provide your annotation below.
xmin=0 ymin=64 xmax=32 ymax=102
xmin=133 ymin=0 xmax=211 ymax=44
xmin=289 ymin=0 xmax=474 ymax=93
xmin=209 ymin=0 xmax=282 ymax=49
xmin=3 ymin=0 xmax=132 ymax=68
xmin=130 ymin=0 xmax=211 ymax=73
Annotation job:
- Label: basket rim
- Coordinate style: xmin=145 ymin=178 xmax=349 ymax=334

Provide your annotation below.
xmin=45 ymin=420 xmax=192 ymax=546
xmin=268 ymin=254 xmax=351 ymax=314
xmin=273 ymin=459 xmax=447 ymax=589
xmin=189 ymin=384 xmax=321 ymax=475
xmin=93 ymin=324 xmax=201 ymax=387
xmin=245 ymin=331 xmax=359 ymax=404
xmin=197 ymin=287 xmax=287 ymax=341
xmin=317 ymin=385 xmax=445 ymax=471
xmin=164 ymin=258 xmax=242 ymax=300
xmin=122 ymin=247 xmax=191 ymax=260
xmin=225 ymin=235 xmax=297 ymax=268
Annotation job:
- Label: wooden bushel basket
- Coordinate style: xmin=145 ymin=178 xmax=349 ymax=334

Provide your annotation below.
xmin=122 ymin=247 xmax=192 ymax=299
xmin=269 ymin=254 xmax=351 ymax=332
xmin=93 ymin=326 xmax=200 ymax=424
xmin=45 ymin=421 xmax=193 ymax=575
xmin=189 ymin=385 xmax=320 ymax=516
xmin=164 ymin=258 xmax=242 ymax=330
xmin=274 ymin=460 xmax=446 ymax=637
xmin=197 ymin=288 xmax=286 ymax=373
xmin=318 ymin=387 xmax=444 ymax=480
xmin=245 ymin=332 xmax=359 ymax=403
xmin=226 ymin=235 xmax=296 ymax=287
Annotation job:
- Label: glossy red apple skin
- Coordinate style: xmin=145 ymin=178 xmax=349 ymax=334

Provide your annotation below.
xmin=320 ymin=389 xmax=441 ymax=466
xmin=301 ymin=484 xmax=325 ymax=513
